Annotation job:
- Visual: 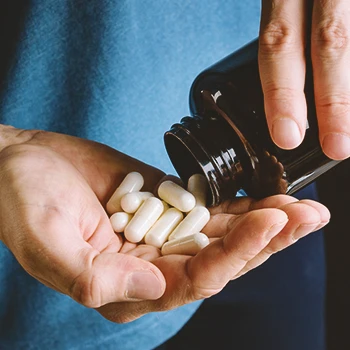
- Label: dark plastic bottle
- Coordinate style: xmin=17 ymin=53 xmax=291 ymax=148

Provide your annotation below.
xmin=164 ymin=39 xmax=341 ymax=207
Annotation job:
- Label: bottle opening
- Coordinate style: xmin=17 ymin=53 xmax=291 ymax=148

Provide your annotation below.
xmin=164 ymin=126 xmax=221 ymax=207
xmin=164 ymin=132 xmax=203 ymax=181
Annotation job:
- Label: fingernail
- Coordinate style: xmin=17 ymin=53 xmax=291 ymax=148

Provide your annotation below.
xmin=322 ymin=133 xmax=350 ymax=160
xmin=272 ymin=118 xmax=302 ymax=149
xmin=126 ymin=271 xmax=163 ymax=300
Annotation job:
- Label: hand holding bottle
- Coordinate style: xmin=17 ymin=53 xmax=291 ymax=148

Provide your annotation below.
xmin=259 ymin=0 xmax=350 ymax=160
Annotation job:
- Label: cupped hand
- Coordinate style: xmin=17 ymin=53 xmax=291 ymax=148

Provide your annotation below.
xmin=259 ymin=0 xmax=350 ymax=160
xmin=0 ymin=128 xmax=167 ymax=309
xmin=0 ymin=127 xmax=330 ymax=324
xmin=98 ymin=195 xmax=329 ymax=323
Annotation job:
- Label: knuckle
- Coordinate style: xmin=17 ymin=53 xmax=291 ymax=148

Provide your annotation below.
xmin=222 ymin=234 xmax=254 ymax=265
xmin=191 ymin=287 xmax=220 ymax=301
xmin=185 ymin=261 xmax=221 ymax=301
xmin=0 ymin=129 xmax=44 ymax=157
xmin=259 ymin=20 xmax=298 ymax=54
xmin=102 ymin=309 xmax=142 ymax=324
xmin=314 ymin=19 xmax=349 ymax=52
xmin=233 ymin=270 xmax=246 ymax=279
xmin=70 ymin=272 xmax=103 ymax=309
xmin=317 ymin=92 xmax=350 ymax=116
xmin=279 ymin=234 xmax=297 ymax=248
xmin=263 ymin=245 xmax=277 ymax=256
xmin=263 ymin=85 xmax=301 ymax=103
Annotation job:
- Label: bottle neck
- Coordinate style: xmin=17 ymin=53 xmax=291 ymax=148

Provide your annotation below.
xmin=164 ymin=115 xmax=246 ymax=207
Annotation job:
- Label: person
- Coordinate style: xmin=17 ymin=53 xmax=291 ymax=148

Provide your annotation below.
xmin=0 ymin=1 xmax=346 ymax=349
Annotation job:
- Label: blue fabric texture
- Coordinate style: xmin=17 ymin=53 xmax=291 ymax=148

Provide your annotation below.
xmin=0 ymin=1 xmax=326 ymax=350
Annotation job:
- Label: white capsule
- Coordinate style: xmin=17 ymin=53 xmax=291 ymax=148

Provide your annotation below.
xmin=161 ymin=232 xmax=210 ymax=256
xmin=106 ymin=172 xmax=144 ymax=215
xmin=110 ymin=212 xmax=133 ymax=232
xmin=144 ymin=208 xmax=184 ymax=248
xmin=124 ymin=197 xmax=164 ymax=243
xmin=120 ymin=191 xmax=154 ymax=213
xmin=168 ymin=206 xmax=210 ymax=240
xmin=158 ymin=180 xmax=196 ymax=212
xmin=187 ymin=173 xmax=208 ymax=207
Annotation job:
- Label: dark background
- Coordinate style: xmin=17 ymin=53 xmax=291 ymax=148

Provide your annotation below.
xmin=317 ymin=157 xmax=350 ymax=350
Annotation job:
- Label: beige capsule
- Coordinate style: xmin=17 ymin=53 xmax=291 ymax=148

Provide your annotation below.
xmin=110 ymin=212 xmax=133 ymax=232
xmin=161 ymin=232 xmax=209 ymax=255
xmin=168 ymin=206 xmax=210 ymax=240
xmin=124 ymin=197 xmax=164 ymax=243
xmin=187 ymin=173 xmax=208 ymax=207
xmin=158 ymin=180 xmax=196 ymax=212
xmin=144 ymin=208 xmax=184 ymax=248
xmin=120 ymin=191 xmax=154 ymax=213
xmin=106 ymin=172 xmax=144 ymax=215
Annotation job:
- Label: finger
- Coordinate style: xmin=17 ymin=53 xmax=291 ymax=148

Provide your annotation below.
xmin=186 ymin=208 xmax=288 ymax=299
xmin=13 ymin=209 xmax=166 ymax=308
xmin=203 ymin=213 xmax=237 ymax=238
xmin=209 ymin=194 xmax=298 ymax=216
xmin=71 ymin=217 xmax=166 ymax=306
xmin=248 ymin=196 xmax=329 ymax=225
xmin=235 ymin=200 xmax=324 ymax=277
xmin=208 ymin=196 xmax=255 ymax=216
xmin=206 ymin=195 xmax=329 ymax=239
xmin=96 ymin=208 xmax=289 ymax=323
xmin=311 ymin=0 xmax=350 ymax=160
xmin=69 ymin=217 xmax=166 ymax=306
xmin=69 ymin=250 xmax=165 ymax=307
xmin=259 ymin=0 xmax=308 ymax=149
xmin=296 ymin=199 xmax=331 ymax=228
xmin=121 ymin=244 xmax=161 ymax=262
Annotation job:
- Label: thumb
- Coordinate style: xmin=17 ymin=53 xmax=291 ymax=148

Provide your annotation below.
xmin=69 ymin=250 xmax=166 ymax=308
xmin=7 ymin=222 xmax=166 ymax=308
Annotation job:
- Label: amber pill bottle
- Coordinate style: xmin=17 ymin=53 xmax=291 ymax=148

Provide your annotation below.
xmin=164 ymin=39 xmax=341 ymax=207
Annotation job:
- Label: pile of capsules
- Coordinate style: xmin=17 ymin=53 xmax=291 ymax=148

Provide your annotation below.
xmin=106 ymin=172 xmax=211 ymax=256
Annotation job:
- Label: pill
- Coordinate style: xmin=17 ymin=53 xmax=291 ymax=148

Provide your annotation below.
xmin=168 ymin=206 xmax=210 ymax=240
xmin=144 ymin=208 xmax=184 ymax=248
xmin=158 ymin=180 xmax=196 ymax=212
xmin=124 ymin=197 xmax=164 ymax=243
xmin=120 ymin=191 xmax=154 ymax=213
xmin=106 ymin=172 xmax=144 ymax=215
xmin=161 ymin=232 xmax=210 ymax=256
xmin=187 ymin=173 xmax=208 ymax=207
xmin=110 ymin=212 xmax=133 ymax=232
